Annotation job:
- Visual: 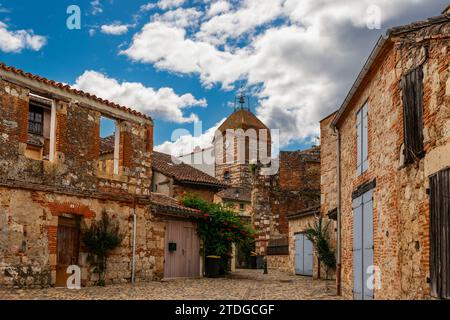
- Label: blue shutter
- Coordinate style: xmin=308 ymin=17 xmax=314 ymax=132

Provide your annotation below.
xmin=304 ymin=237 xmax=314 ymax=276
xmin=363 ymin=190 xmax=374 ymax=300
xmin=352 ymin=196 xmax=363 ymax=300
xmin=356 ymin=109 xmax=362 ymax=175
xmin=294 ymin=234 xmax=304 ymax=275
xmin=362 ymin=103 xmax=369 ymax=172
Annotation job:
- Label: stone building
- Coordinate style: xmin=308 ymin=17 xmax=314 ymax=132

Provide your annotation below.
xmin=323 ymin=9 xmax=450 ymax=299
xmin=211 ymin=96 xmax=322 ymax=272
xmin=151 ymin=151 xmax=226 ymax=202
xmin=254 ymin=147 xmax=321 ymax=271
xmin=0 ymin=63 xmax=203 ymax=287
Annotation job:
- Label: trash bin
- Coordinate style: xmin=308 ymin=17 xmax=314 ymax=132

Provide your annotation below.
xmin=249 ymin=256 xmax=257 ymax=269
xmin=205 ymin=256 xmax=221 ymax=277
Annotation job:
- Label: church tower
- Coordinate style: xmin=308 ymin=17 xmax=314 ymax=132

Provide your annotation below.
xmin=214 ymin=89 xmax=271 ymax=189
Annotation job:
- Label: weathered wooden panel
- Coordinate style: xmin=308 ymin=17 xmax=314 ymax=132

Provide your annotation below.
xmin=430 ymin=167 xmax=450 ymax=299
xmin=56 ymin=216 xmax=80 ymax=287
xmin=164 ymin=221 xmax=200 ymax=278
xmin=401 ymin=66 xmax=424 ymax=164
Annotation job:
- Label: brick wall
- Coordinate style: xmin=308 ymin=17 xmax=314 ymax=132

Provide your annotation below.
xmin=252 ymin=148 xmax=321 ymax=258
xmin=332 ymin=22 xmax=449 ymax=299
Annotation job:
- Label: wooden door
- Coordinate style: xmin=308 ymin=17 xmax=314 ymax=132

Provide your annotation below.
xmin=56 ymin=216 xmax=80 ymax=287
xmin=164 ymin=221 xmax=200 ymax=278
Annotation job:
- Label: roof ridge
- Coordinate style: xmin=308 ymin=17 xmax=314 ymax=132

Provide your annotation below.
xmin=0 ymin=62 xmax=151 ymax=121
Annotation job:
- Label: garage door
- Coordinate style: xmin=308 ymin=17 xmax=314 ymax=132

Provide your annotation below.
xmin=352 ymin=190 xmax=374 ymax=300
xmin=164 ymin=221 xmax=200 ymax=278
xmin=294 ymin=233 xmax=313 ymax=276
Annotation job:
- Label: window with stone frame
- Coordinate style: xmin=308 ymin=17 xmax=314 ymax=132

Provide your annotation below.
xmin=401 ymin=65 xmax=424 ymax=164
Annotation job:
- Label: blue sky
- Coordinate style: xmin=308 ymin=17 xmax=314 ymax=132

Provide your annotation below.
xmin=0 ymin=0 xmax=447 ymax=155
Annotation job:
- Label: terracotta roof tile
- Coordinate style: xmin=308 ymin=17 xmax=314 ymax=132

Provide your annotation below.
xmin=0 ymin=62 xmax=151 ymax=121
xmin=152 ymin=151 xmax=227 ymax=188
xmin=149 ymin=192 xmax=202 ymax=218
xmin=216 ymin=187 xmax=251 ymax=202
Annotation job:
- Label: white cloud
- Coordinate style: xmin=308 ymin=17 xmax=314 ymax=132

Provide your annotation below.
xmin=153 ymin=8 xmax=202 ymax=28
xmin=0 ymin=21 xmax=47 ymax=53
xmin=100 ymin=23 xmax=129 ymax=35
xmin=123 ymin=0 xmax=438 ymax=147
xmin=90 ymin=0 xmax=103 ymax=15
xmin=140 ymin=2 xmax=156 ymax=12
xmin=155 ymin=118 xmax=226 ymax=156
xmin=157 ymin=0 xmax=186 ymax=10
xmin=197 ymin=0 xmax=285 ymax=45
xmin=73 ymin=71 xmax=207 ymax=123
xmin=206 ymin=1 xmax=231 ymax=17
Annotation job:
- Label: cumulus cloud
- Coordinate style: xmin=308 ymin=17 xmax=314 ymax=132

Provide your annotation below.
xmin=206 ymin=1 xmax=231 ymax=17
xmin=100 ymin=23 xmax=130 ymax=35
xmin=122 ymin=0 xmax=444 ymax=147
xmin=155 ymin=118 xmax=226 ymax=156
xmin=73 ymin=71 xmax=207 ymax=123
xmin=157 ymin=0 xmax=186 ymax=10
xmin=153 ymin=8 xmax=202 ymax=28
xmin=197 ymin=0 xmax=285 ymax=45
xmin=0 ymin=22 xmax=47 ymax=53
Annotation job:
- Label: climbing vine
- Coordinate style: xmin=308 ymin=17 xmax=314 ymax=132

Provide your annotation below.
xmin=83 ymin=210 xmax=124 ymax=286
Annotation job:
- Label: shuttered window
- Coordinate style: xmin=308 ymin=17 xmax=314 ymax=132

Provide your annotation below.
xmin=429 ymin=167 xmax=450 ymax=299
xmin=356 ymin=102 xmax=368 ymax=175
xmin=401 ymin=66 xmax=424 ymax=164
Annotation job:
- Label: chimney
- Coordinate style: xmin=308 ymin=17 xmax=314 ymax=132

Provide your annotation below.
xmin=442 ymin=5 xmax=450 ymax=15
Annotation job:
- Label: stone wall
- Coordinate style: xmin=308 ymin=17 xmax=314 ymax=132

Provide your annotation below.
xmin=333 ymin=21 xmax=449 ymax=299
xmin=267 ymin=255 xmax=290 ymax=273
xmin=0 ymin=188 xmax=165 ymax=288
xmin=252 ymin=148 xmax=321 ymax=256
xmin=0 ymin=71 xmax=160 ymax=288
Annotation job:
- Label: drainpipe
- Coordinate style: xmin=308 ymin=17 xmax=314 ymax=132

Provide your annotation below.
xmin=335 ymin=126 xmax=342 ymax=296
xmin=131 ymin=196 xmax=137 ymax=283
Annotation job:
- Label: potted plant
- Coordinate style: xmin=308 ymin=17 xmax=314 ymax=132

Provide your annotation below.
xmin=181 ymin=195 xmax=256 ymax=277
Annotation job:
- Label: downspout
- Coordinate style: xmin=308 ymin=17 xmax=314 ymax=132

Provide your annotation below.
xmin=131 ymin=196 xmax=137 ymax=283
xmin=335 ymin=126 xmax=342 ymax=296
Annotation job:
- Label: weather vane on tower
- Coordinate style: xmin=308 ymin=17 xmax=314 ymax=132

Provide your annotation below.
xmin=234 ymin=83 xmax=251 ymax=112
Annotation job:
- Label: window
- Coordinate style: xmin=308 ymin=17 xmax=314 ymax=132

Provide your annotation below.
xmin=223 ymin=171 xmax=230 ymax=181
xmin=98 ymin=116 xmax=120 ymax=175
xmin=28 ymin=105 xmax=44 ymax=136
xmin=239 ymin=203 xmax=245 ymax=211
xmin=356 ymin=102 xmax=368 ymax=175
xmin=401 ymin=66 xmax=424 ymax=164
xmin=429 ymin=167 xmax=450 ymax=299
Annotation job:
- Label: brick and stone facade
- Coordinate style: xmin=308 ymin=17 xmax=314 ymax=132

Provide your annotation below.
xmin=0 ymin=64 xmax=199 ymax=288
xmin=253 ymin=148 xmax=321 ymax=270
xmin=325 ymin=13 xmax=449 ymax=299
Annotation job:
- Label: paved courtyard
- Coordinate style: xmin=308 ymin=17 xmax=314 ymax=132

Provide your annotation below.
xmin=0 ymin=269 xmax=340 ymax=300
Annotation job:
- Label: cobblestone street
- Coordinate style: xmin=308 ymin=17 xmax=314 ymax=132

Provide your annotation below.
xmin=0 ymin=269 xmax=340 ymax=300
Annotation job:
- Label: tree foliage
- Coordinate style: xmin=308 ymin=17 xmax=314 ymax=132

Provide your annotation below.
xmin=181 ymin=195 xmax=256 ymax=272
xmin=305 ymin=217 xmax=336 ymax=278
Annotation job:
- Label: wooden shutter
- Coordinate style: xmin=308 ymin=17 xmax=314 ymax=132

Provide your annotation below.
xmin=401 ymin=66 xmax=424 ymax=164
xmin=429 ymin=167 xmax=450 ymax=299
xmin=353 ymin=195 xmax=363 ymax=300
